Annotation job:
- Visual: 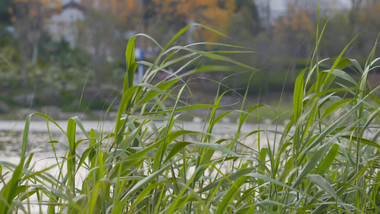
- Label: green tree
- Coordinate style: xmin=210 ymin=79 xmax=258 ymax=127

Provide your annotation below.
xmin=149 ymin=0 xmax=235 ymax=43
xmin=0 ymin=0 xmax=12 ymax=25
xmin=79 ymin=0 xmax=143 ymax=82
xmin=273 ymin=6 xmax=313 ymax=58
xmin=77 ymin=10 xmax=124 ymax=83
xmin=11 ymin=0 xmax=61 ymax=87
xmin=228 ymin=0 xmax=260 ymax=43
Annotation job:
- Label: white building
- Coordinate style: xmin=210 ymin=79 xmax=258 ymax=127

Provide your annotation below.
xmin=46 ymin=0 xmax=84 ymax=48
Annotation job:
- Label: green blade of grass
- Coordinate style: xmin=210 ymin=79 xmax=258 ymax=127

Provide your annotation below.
xmin=293 ymin=143 xmax=331 ymax=188
xmin=119 ymin=164 xmax=170 ymax=201
xmin=216 ymin=176 xmax=247 ymax=214
xmin=0 ymin=114 xmax=31 ymax=213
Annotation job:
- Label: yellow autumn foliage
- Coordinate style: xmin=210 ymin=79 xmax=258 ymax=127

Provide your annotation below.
xmin=153 ymin=0 xmax=235 ymax=42
xmin=81 ymin=0 xmax=142 ymax=24
xmin=358 ymin=2 xmax=380 ymax=26
xmin=11 ymin=0 xmax=61 ymax=21
xmin=274 ymin=7 xmax=313 ymax=41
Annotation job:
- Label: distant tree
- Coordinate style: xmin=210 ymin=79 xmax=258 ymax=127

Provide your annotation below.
xmin=356 ymin=2 xmax=380 ymax=55
xmin=11 ymin=0 xmax=61 ymax=87
xmin=255 ymin=0 xmax=273 ymax=33
xmin=349 ymin=0 xmax=363 ymax=31
xmin=273 ymin=6 xmax=313 ymax=58
xmin=77 ymin=10 xmax=124 ymax=83
xmin=351 ymin=0 xmax=363 ymax=11
xmin=0 ymin=0 xmax=12 ymax=25
xmin=140 ymin=0 xmax=157 ymax=28
xmin=151 ymin=0 xmax=235 ymax=43
xmin=228 ymin=0 xmax=260 ymax=39
xmin=358 ymin=1 xmax=380 ymax=28
xmin=78 ymin=0 xmax=142 ymax=83
xmin=81 ymin=0 xmax=142 ymax=30
xmin=271 ymin=6 xmax=314 ymax=83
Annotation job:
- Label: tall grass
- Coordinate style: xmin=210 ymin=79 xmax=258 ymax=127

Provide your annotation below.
xmin=1 ymin=25 xmax=380 ymax=213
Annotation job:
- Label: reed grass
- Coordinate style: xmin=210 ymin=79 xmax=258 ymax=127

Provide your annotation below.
xmin=1 ymin=25 xmax=380 ymax=213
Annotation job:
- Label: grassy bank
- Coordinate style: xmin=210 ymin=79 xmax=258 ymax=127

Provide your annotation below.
xmin=1 ymin=26 xmax=380 ymax=213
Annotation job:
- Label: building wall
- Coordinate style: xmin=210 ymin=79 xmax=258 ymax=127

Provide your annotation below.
xmin=46 ymin=1 xmax=84 ymax=48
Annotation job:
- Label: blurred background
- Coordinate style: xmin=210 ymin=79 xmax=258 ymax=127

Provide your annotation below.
xmin=0 ymin=0 xmax=380 ymax=119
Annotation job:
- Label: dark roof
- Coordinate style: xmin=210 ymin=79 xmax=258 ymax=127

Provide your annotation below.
xmin=62 ymin=1 xmax=86 ymax=11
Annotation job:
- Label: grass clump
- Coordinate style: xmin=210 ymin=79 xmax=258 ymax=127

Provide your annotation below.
xmin=1 ymin=25 xmax=380 ymax=213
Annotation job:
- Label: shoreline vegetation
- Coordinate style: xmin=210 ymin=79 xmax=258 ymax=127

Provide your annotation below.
xmin=1 ymin=25 xmax=380 ymax=213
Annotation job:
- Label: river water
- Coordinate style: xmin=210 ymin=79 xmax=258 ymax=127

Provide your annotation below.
xmin=0 ymin=120 xmax=282 ymax=213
